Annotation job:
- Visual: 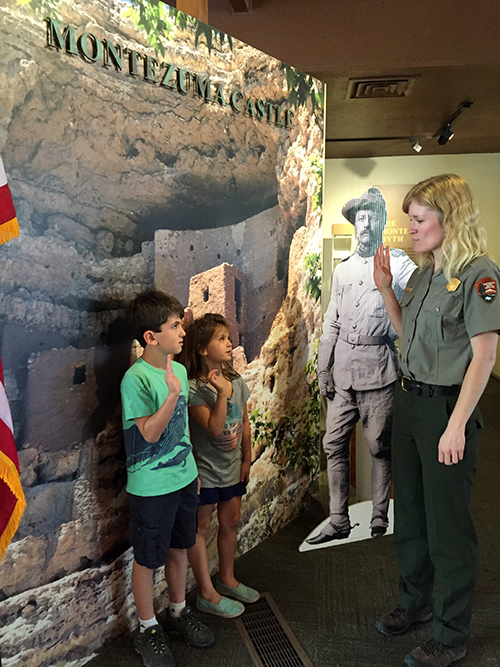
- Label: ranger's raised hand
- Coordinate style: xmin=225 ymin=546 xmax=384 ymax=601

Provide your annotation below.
xmin=373 ymin=244 xmax=393 ymax=292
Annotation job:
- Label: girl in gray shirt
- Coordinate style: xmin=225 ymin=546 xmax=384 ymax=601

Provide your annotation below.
xmin=181 ymin=314 xmax=260 ymax=619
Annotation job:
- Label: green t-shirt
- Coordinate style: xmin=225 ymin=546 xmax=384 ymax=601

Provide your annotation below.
xmin=120 ymin=357 xmax=197 ymax=496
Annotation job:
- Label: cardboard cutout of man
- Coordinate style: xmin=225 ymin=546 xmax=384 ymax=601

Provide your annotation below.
xmin=308 ymin=187 xmax=415 ymax=544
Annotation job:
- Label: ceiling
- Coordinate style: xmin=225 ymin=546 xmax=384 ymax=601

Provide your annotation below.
xmin=197 ymin=0 xmax=500 ymax=159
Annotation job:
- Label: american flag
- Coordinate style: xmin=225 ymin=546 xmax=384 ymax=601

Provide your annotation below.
xmin=0 ymin=153 xmax=24 ymax=560
xmin=0 ymin=155 xmax=19 ymax=246
xmin=0 ymin=358 xmax=25 ymax=560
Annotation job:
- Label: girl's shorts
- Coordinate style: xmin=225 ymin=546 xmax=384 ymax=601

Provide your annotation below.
xmin=198 ymin=481 xmax=247 ymax=506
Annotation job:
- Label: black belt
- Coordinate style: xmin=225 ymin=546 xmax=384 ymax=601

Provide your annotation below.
xmin=397 ymin=370 xmax=461 ymax=397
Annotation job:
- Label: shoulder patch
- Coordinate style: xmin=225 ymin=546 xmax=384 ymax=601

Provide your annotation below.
xmin=389 ymin=248 xmax=405 ymax=257
xmin=475 ymin=276 xmax=497 ymax=303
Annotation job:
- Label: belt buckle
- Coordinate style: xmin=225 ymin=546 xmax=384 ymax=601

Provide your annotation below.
xmin=401 ymin=375 xmax=412 ymax=392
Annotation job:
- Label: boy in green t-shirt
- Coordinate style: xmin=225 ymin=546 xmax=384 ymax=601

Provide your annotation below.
xmin=121 ymin=289 xmax=213 ymax=667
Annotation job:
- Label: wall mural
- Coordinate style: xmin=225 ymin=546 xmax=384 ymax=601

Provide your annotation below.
xmin=0 ymin=0 xmax=324 ymax=665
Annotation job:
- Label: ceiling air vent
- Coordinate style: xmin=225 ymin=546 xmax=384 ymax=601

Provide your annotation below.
xmin=346 ymin=77 xmax=417 ymax=99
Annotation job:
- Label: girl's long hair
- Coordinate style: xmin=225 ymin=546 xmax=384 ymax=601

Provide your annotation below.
xmin=402 ymin=174 xmax=488 ymax=280
xmin=180 ymin=313 xmax=239 ymax=381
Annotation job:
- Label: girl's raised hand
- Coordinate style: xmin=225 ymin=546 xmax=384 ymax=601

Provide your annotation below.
xmin=374 ymin=244 xmax=393 ymax=292
xmin=207 ymin=368 xmax=227 ymax=395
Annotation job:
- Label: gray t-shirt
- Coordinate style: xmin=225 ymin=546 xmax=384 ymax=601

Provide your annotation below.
xmin=188 ymin=375 xmax=250 ymax=488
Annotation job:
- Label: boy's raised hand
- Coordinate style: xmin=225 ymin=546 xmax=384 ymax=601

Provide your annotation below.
xmin=165 ymin=354 xmax=181 ymax=396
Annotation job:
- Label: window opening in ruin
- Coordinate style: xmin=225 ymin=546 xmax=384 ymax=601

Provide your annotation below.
xmin=238 ymin=332 xmax=243 ymax=347
xmin=203 ymin=287 xmax=209 ymax=302
xmin=235 ymin=278 xmax=242 ymax=323
xmin=269 ymin=374 xmax=275 ymax=393
xmin=73 ymin=363 xmax=86 ymax=385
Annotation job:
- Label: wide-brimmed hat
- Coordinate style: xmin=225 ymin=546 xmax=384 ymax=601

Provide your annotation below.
xmin=342 ymin=187 xmax=387 ymax=224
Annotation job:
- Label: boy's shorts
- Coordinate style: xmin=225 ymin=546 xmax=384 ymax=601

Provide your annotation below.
xmin=128 ymin=478 xmax=198 ymax=569
xmin=198 ymin=480 xmax=247 ymax=506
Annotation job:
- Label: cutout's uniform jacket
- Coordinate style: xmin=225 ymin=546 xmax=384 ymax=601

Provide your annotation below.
xmin=319 ymin=248 xmax=415 ymax=530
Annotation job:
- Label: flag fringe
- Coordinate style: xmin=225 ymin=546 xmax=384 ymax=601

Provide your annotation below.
xmin=0 ymin=218 xmax=19 ymax=246
xmin=0 ymin=450 xmax=26 ymax=561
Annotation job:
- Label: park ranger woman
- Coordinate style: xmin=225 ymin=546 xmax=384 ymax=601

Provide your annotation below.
xmin=373 ymin=174 xmax=500 ymax=667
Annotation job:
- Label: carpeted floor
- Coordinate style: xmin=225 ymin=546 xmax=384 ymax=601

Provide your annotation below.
xmin=85 ymin=377 xmax=500 ymax=667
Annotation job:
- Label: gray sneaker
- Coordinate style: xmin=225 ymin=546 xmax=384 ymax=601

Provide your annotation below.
xmin=376 ymin=604 xmax=433 ymax=636
xmin=163 ymin=605 xmax=215 ymax=648
xmin=133 ymin=625 xmax=175 ymax=667
xmin=405 ymin=638 xmax=467 ymax=667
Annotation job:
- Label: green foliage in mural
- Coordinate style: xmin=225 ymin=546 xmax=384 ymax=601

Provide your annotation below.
xmin=250 ymin=343 xmax=320 ymax=475
xmin=194 ymin=21 xmax=233 ymax=53
xmin=17 ymin=0 xmax=61 ymax=19
xmin=123 ymin=0 xmax=173 ymax=57
xmin=280 ymin=63 xmax=324 ymax=112
xmin=122 ymin=1 xmax=232 ymax=57
xmin=304 ymin=252 xmax=321 ymax=302
xmin=310 ymin=152 xmax=323 ymax=212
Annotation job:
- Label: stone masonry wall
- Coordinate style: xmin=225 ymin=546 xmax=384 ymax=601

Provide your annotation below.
xmin=155 ymin=205 xmax=284 ymax=360
xmin=188 ymin=263 xmax=247 ymax=350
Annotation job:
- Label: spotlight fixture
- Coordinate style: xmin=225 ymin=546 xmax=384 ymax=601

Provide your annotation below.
xmin=434 ymin=101 xmax=472 ymax=146
xmin=410 ymin=138 xmax=422 ymax=153
xmin=437 ymin=124 xmax=454 ymax=146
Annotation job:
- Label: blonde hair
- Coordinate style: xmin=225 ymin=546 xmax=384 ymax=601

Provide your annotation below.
xmin=402 ymin=174 xmax=488 ymax=280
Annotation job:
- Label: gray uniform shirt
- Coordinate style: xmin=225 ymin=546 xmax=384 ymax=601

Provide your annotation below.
xmin=320 ymin=249 xmax=416 ymax=391
xmin=400 ymin=255 xmax=500 ymax=386
xmin=188 ymin=375 xmax=250 ymax=488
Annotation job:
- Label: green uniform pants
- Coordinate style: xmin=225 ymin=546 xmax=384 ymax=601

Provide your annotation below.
xmin=392 ymin=383 xmax=482 ymax=647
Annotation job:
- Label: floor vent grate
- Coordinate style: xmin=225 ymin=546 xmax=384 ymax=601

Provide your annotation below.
xmin=235 ymin=593 xmax=314 ymax=667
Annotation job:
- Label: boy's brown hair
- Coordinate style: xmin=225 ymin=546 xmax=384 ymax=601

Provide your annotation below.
xmin=125 ymin=288 xmax=184 ymax=347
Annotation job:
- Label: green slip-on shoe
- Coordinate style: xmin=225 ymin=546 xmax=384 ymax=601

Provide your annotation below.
xmin=196 ymin=595 xmax=244 ymax=618
xmin=215 ymin=580 xmax=260 ymax=604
